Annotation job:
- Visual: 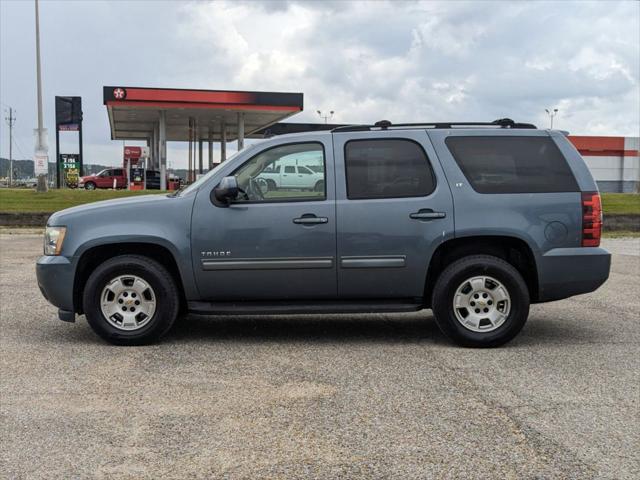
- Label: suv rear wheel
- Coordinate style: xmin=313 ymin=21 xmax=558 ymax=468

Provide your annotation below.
xmin=431 ymin=255 xmax=530 ymax=348
xmin=83 ymin=255 xmax=179 ymax=345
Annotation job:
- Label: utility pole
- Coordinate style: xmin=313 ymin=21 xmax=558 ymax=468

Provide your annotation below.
xmin=4 ymin=107 xmax=16 ymax=187
xmin=545 ymin=108 xmax=558 ymax=129
xmin=34 ymin=0 xmax=48 ymax=192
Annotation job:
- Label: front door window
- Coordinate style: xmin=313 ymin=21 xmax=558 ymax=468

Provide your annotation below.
xmin=233 ymin=142 xmax=326 ymax=201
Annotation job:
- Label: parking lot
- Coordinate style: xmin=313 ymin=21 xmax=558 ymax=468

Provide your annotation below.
xmin=0 ymin=233 xmax=638 ymax=479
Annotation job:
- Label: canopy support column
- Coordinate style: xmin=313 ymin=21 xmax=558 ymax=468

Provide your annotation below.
xmin=153 ymin=123 xmax=159 ymax=170
xmin=159 ymin=110 xmax=167 ymax=190
xmin=188 ymin=118 xmax=193 ymax=183
xmin=198 ymin=139 xmax=203 ymax=174
xmin=237 ymin=112 xmax=245 ymax=151
xmin=208 ymin=128 xmax=213 ymax=170
xmin=220 ymin=119 xmax=227 ymax=162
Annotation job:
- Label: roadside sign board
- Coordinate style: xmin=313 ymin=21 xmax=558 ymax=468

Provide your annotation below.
xmin=55 ymin=96 xmax=83 ymax=188
xmin=34 ymin=152 xmax=48 ymax=176
xmin=60 ymin=154 xmax=80 ymax=188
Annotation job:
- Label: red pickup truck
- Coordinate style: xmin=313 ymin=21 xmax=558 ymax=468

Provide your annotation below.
xmin=79 ymin=168 xmax=126 ymax=190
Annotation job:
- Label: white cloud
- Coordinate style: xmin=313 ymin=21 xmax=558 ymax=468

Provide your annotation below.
xmin=1 ymin=0 xmax=638 ymax=169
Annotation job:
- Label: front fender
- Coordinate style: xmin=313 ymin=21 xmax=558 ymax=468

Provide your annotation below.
xmin=54 ymin=194 xmax=198 ymax=302
xmin=71 ymin=233 xmax=198 ymax=302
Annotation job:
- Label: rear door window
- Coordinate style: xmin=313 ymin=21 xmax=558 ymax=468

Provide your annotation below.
xmin=344 ymin=139 xmax=436 ymax=199
xmin=445 ymin=136 xmax=578 ymax=193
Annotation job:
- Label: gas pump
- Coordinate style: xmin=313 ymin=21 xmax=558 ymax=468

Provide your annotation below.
xmin=123 ymin=146 xmax=149 ymax=190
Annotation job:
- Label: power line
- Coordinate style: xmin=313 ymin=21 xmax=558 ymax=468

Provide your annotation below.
xmin=11 ymin=133 xmax=30 ymax=159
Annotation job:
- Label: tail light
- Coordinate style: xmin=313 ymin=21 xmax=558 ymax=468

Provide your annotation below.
xmin=581 ymin=192 xmax=602 ymax=247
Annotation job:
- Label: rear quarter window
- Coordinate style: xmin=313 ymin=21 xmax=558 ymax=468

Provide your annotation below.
xmin=445 ymin=136 xmax=579 ymax=194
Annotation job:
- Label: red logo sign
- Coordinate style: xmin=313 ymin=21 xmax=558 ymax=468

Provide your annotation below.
xmin=113 ymin=88 xmax=126 ymax=100
xmin=124 ymin=146 xmax=142 ymax=158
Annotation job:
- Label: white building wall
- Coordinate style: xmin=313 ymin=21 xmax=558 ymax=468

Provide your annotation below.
xmin=581 ymin=137 xmax=639 ymax=193
xmin=624 ymin=137 xmax=639 ymax=190
xmin=582 ymin=156 xmax=624 ymax=181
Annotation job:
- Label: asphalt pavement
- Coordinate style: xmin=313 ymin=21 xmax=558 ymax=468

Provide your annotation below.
xmin=1 ymin=234 xmax=638 ymax=479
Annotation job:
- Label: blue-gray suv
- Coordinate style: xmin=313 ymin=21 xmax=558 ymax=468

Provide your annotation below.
xmin=36 ymin=119 xmax=611 ymax=347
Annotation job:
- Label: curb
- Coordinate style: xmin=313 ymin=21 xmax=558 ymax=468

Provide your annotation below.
xmin=604 ymin=214 xmax=640 ymax=232
xmin=0 ymin=212 xmax=51 ymax=227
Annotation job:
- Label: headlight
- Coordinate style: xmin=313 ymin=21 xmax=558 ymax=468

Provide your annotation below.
xmin=44 ymin=226 xmax=67 ymax=255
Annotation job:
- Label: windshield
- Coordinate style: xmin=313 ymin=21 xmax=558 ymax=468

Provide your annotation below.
xmin=172 ymin=145 xmax=258 ymax=197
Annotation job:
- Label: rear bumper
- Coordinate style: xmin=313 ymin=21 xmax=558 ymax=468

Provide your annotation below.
xmin=536 ymin=247 xmax=611 ymax=302
xmin=36 ymin=255 xmax=76 ymax=312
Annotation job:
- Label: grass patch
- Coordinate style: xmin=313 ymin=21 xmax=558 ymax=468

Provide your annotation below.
xmin=0 ymin=188 xmax=166 ymax=213
xmin=601 ymin=193 xmax=640 ymax=215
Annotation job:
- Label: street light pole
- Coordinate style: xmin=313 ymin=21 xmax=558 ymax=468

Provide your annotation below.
xmin=316 ymin=110 xmax=335 ymax=124
xmin=545 ymin=108 xmax=558 ymax=129
xmin=34 ymin=0 xmax=48 ymax=192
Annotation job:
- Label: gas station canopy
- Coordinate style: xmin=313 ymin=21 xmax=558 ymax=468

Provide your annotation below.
xmin=104 ymin=86 xmax=303 ymax=142
xmin=103 ymin=86 xmax=304 ymax=187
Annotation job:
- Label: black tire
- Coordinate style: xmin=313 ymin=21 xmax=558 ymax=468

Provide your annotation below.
xmin=431 ymin=255 xmax=530 ymax=348
xmin=84 ymin=182 xmax=96 ymax=190
xmin=83 ymin=255 xmax=179 ymax=346
xmin=266 ymin=179 xmax=277 ymax=191
xmin=314 ymin=180 xmax=324 ymax=193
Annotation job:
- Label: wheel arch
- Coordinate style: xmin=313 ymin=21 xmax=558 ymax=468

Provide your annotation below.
xmin=73 ymin=241 xmax=187 ymax=314
xmin=425 ymin=235 xmax=539 ymax=306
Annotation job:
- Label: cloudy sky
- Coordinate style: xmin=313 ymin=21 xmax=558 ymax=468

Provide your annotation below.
xmin=1 ymin=0 xmax=638 ymax=168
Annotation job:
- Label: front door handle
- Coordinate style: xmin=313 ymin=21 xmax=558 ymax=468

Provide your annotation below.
xmin=410 ymin=209 xmax=446 ymax=220
xmin=293 ymin=214 xmax=328 ymax=225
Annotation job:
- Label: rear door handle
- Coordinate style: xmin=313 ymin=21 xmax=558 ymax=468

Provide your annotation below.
xmin=410 ymin=209 xmax=446 ymax=220
xmin=293 ymin=214 xmax=328 ymax=225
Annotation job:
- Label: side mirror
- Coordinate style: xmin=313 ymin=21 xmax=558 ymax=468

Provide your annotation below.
xmin=212 ymin=176 xmax=239 ymax=206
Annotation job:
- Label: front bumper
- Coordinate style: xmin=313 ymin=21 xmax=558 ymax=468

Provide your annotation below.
xmin=36 ymin=255 xmax=76 ymax=313
xmin=536 ymin=247 xmax=611 ymax=302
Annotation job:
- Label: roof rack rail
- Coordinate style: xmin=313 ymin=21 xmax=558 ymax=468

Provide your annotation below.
xmin=332 ymin=118 xmax=537 ymax=132
xmin=251 ymin=122 xmax=346 ymax=138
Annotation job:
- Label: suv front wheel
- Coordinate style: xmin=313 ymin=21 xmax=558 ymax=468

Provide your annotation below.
xmin=431 ymin=255 xmax=530 ymax=348
xmin=83 ymin=255 xmax=179 ymax=345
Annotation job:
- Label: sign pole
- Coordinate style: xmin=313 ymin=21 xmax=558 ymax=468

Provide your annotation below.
xmin=55 ymin=124 xmax=60 ymax=188
xmin=78 ymin=117 xmax=83 ymax=177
